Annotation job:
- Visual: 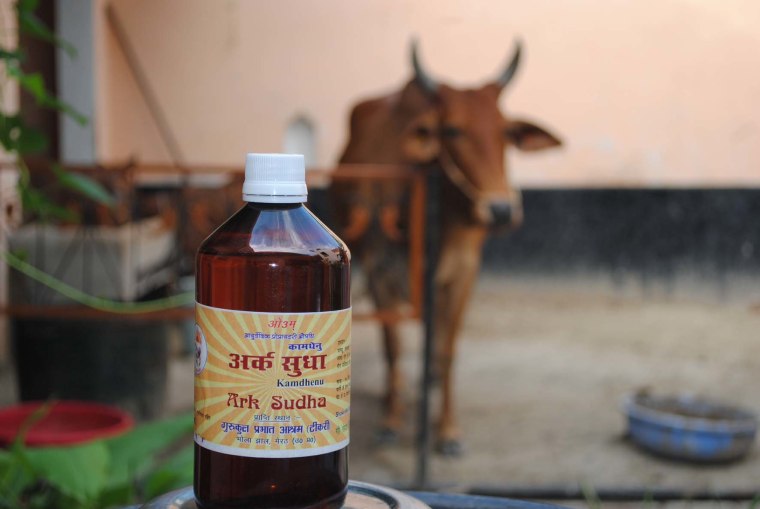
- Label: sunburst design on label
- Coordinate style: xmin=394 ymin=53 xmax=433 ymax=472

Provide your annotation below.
xmin=194 ymin=304 xmax=351 ymax=458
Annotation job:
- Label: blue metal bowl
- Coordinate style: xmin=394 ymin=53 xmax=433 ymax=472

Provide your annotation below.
xmin=622 ymin=393 xmax=758 ymax=462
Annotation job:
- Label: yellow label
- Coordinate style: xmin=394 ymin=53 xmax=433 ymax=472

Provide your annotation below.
xmin=193 ymin=304 xmax=351 ymax=458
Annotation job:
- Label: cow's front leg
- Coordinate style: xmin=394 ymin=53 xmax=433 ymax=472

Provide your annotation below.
xmin=377 ymin=323 xmax=404 ymax=443
xmin=433 ymin=226 xmax=486 ymax=456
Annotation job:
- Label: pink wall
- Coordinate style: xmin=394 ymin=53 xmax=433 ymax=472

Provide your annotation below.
xmin=95 ymin=0 xmax=760 ymax=187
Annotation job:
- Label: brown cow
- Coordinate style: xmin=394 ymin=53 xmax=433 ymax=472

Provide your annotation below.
xmin=332 ymin=41 xmax=562 ymax=454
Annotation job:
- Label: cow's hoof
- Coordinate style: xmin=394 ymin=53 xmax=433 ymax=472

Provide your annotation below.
xmin=436 ymin=438 xmax=464 ymax=457
xmin=374 ymin=427 xmax=400 ymax=445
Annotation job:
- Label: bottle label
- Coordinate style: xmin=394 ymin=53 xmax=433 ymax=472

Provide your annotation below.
xmin=194 ymin=303 xmax=351 ymax=458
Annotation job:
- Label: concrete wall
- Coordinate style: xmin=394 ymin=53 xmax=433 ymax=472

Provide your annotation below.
xmin=479 ymin=189 xmax=760 ymax=302
xmin=92 ymin=0 xmax=760 ymax=187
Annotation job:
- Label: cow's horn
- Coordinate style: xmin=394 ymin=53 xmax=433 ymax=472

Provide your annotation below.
xmin=411 ymin=39 xmax=438 ymax=94
xmin=495 ymin=39 xmax=522 ymax=90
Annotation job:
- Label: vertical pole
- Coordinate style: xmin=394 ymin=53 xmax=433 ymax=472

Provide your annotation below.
xmin=56 ymin=0 xmax=96 ymax=165
xmin=415 ymin=168 xmax=439 ymax=488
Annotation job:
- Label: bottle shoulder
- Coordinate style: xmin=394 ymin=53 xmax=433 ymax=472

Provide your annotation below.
xmin=198 ymin=203 xmax=350 ymax=262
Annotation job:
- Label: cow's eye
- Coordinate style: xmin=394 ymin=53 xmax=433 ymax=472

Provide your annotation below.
xmin=414 ymin=126 xmax=434 ymax=138
xmin=440 ymin=125 xmax=463 ymax=138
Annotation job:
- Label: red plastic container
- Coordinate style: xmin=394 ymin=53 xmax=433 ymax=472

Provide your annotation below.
xmin=0 ymin=401 xmax=133 ymax=447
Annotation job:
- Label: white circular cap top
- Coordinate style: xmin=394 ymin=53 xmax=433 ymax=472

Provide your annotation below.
xmin=243 ymin=153 xmax=308 ymax=203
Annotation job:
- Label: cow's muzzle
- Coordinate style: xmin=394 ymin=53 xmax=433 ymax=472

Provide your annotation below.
xmin=489 ymin=202 xmax=512 ymax=227
xmin=474 ymin=194 xmax=523 ymax=232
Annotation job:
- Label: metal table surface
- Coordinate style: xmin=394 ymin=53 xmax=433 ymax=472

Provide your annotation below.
xmin=139 ymin=481 xmax=566 ymax=509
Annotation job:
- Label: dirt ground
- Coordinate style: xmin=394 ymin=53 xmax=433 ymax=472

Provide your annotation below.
xmin=4 ymin=273 xmax=760 ymax=508
xmin=343 ymin=274 xmax=760 ymax=507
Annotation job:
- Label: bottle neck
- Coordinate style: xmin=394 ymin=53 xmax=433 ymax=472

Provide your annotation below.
xmin=245 ymin=201 xmax=304 ymax=211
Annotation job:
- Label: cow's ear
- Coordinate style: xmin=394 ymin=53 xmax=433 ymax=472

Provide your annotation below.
xmin=402 ymin=112 xmax=441 ymax=163
xmin=505 ymin=119 xmax=562 ymax=151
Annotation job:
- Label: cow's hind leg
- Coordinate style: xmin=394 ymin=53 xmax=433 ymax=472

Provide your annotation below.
xmin=365 ymin=247 xmax=408 ymax=444
xmin=376 ymin=322 xmax=404 ymax=443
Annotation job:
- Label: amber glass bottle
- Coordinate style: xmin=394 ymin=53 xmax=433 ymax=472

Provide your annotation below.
xmin=194 ymin=154 xmax=350 ymax=509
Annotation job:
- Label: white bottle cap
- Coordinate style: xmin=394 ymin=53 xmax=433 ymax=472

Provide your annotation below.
xmin=242 ymin=153 xmax=308 ymax=203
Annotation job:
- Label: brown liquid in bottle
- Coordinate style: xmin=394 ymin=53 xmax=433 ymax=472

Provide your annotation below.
xmin=194 ymin=202 xmax=350 ymax=509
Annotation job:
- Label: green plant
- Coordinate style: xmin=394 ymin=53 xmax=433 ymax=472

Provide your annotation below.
xmin=1 ymin=0 xmax=193 ymax=311
xmin=2 ymin=0 xmax=114 ymax=223
xmin=579 ymin=482 xmax=601 ymax=509
xmin=0 ymin=411 xmax=193 ymax=509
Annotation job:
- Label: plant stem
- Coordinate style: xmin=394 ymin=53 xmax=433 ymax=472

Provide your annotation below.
xmin=1 ymin=249 xmax=193 ymax=313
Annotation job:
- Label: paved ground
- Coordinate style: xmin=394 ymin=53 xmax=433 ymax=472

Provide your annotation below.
xmin=3 ymin=274 xmax=760 ymax=508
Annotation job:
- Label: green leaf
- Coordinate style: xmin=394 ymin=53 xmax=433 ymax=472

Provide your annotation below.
xmin=52 ymin=164 xmax=116 ymax=207
xmin=6 ymin=67 xmax=88 ymax=126
xmin=17 ymin=0 xmax=40 ymax=13
xmin=43 ymin=96 xmax=89 ymax=126
xmin=0 ymin=449 xmax=10 ymax=469
xmin=0 ymin=114 xmax=19 ymax=152
xmin=95 ymin=482 xmax=135 ymax=508
xmin=19 ymin=182 xmax=79 ymax=222
xmin=104 ymin=413 xmax=193 ymax=488
xmin=0 ymin=47 xmax=24 ymax=61
xmin=18 ymin=8 xmax=76 ymax=59
xmin=17 ymin=127 xmax=48 ymax=154
xmin=25 ymin=441 xmax=110 ymax=503
xmin=3 ymin=117 xmax=16 ymax=149
xmin=154 ymin=441 xmax=194 ymax=478
xmin=143 ymin=442 xmax=194 ymax=499
xmin=143 ymin=469 xmax=183 ymax=501
xmin=0 ymin=113 xmax=47 ymax=154
xmin=0 ymin=424 xmax=55 ymax=507
xmin=12 ymin=69 xmax=47 ymax=102
xmin=0 ymin=448 xmax=36 ymax=505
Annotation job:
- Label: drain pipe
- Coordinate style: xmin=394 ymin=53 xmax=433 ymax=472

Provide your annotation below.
xmin=467 ymin=485 xmax=760 ymax=502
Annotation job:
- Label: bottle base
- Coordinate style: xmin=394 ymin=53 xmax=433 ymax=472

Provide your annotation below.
xmin=194 ymin=486 xmax=347 ymax=509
